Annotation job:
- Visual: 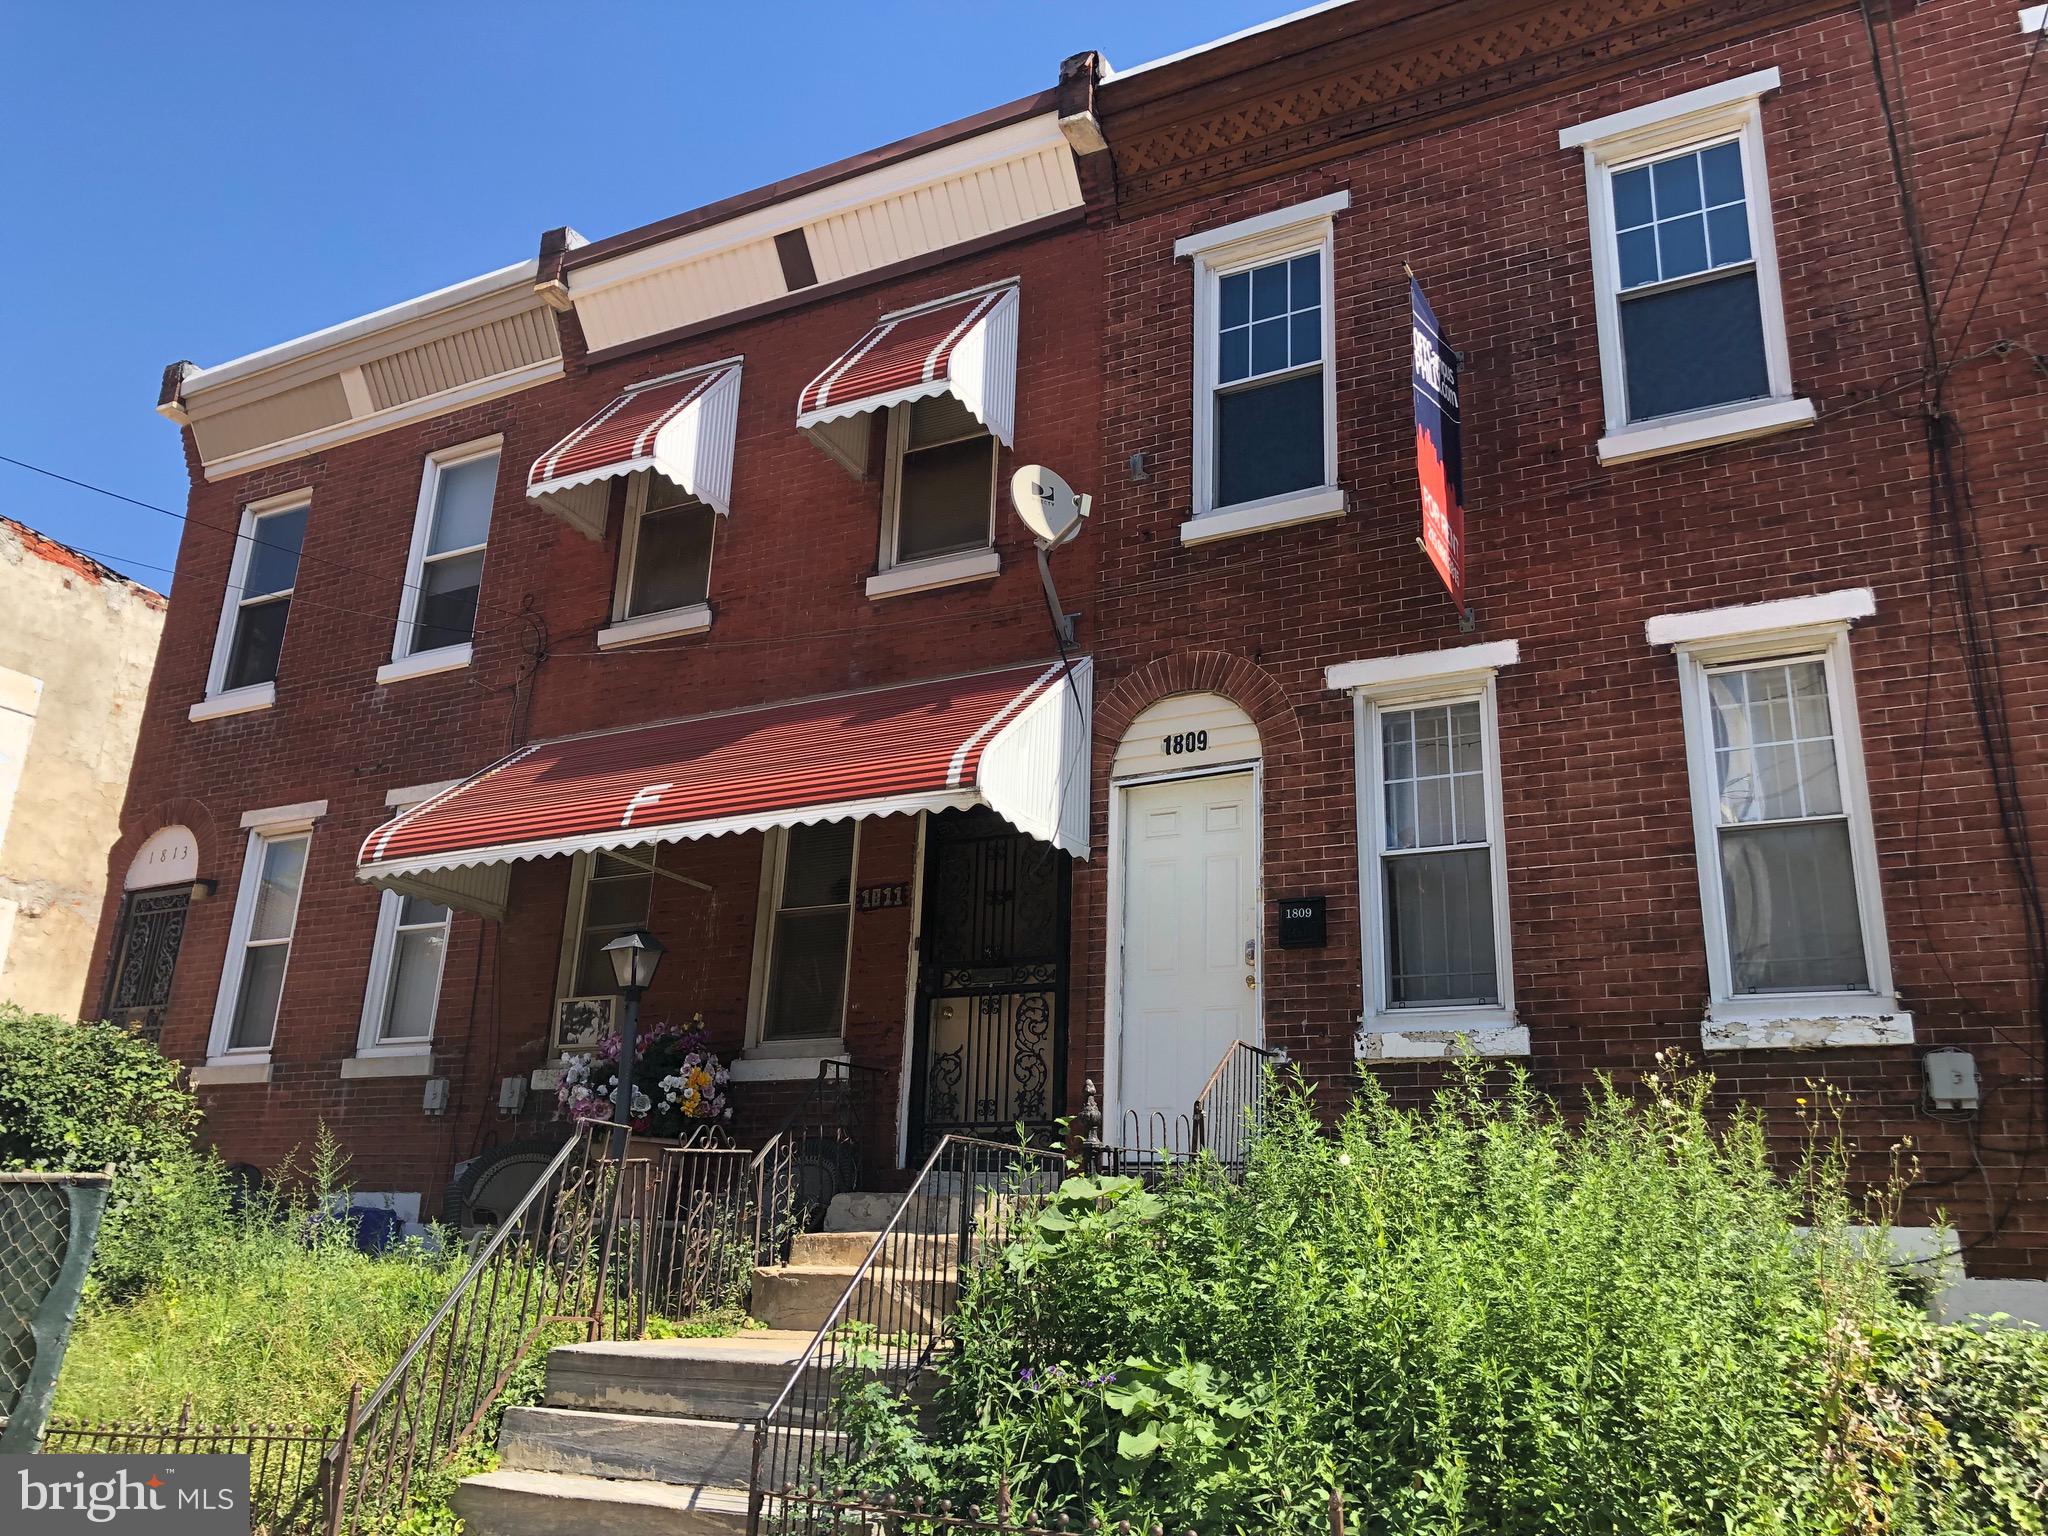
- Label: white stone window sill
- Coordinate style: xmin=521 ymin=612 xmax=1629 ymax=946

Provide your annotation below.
xmin=865 ymin=548 xmax=1000 ymax=600
xmin=341 ymin=1050 xmax=433 ymax=1080
xmin=596 ymin=604 xmax=713 ymax=650
xmin=1181 ymin=484 xmax=1346 ymax=546
xmin=376 ymin=643 xmax=473 ymax=686
xmin=730 ymin=1041 xmax=849 ymax=1082
xmin=1357 ymin=1017 xmax=1528 ymax=1061
xmin=189 ymin=682 xmax=276 ymax=722
xmin=1701 ymin=1009 xmax=1914 ymax=1052
xmin=191 ymin=1057 xmax=273 ymax=1086
xmin=1597 ymin=397 xmax=1815 ymax=467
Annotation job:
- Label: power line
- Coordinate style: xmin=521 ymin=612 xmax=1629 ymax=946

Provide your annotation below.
xmin=0 ymin=451 xmax=453 ymax=608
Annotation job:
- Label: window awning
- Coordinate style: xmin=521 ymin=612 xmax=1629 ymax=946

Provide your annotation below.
xmin=797 ymin=285 xmax=1017 ymax=478
xmin=526 ymin=361 xmax=742 ymax=538
xmin=357 ymin=658 xmax=1091 ymax=915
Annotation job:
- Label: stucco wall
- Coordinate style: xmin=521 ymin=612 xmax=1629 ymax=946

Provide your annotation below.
xmin=0 ymin=518 xmax=165 ymax=1016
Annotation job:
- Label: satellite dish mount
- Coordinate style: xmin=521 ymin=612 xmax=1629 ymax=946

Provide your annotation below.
xmin=1008 ymin=464 xmax=1092 ymax=648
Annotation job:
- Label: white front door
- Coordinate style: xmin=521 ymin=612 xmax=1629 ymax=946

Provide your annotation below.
xmin=1117 ymin=770 xmax=1258 ymax=1136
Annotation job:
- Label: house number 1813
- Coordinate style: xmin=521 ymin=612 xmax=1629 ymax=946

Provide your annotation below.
xmin=1161 ymin=730 xmax=1209 ymax=755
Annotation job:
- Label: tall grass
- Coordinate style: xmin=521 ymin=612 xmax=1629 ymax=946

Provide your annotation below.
xmin=55 ymin=1136 xmax=469 ymax=1426
xmin=840 ymin=1062 xmax=2048 ymax=1534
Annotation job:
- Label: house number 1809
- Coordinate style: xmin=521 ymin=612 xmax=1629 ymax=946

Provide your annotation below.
xmin=1161 ymin=730 xmax=1209 ymax=755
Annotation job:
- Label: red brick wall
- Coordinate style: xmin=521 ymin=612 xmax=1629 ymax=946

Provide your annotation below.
xmin=89 ymin=225 xmax=1100 ymax=1212
xmin=1075 ymin=0 xmax=2048 ymax=1275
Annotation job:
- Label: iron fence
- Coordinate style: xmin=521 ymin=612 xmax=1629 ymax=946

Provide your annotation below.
xmin=0 ymin=1169 xmax=112 ymax=1452
xmin=317 ymin=1060 xmax=892 ymax=1534
xmin=40 ymin=1401 xmax=336 ymax=1535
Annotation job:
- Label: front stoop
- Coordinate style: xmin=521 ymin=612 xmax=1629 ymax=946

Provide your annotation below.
xmin=453 ymin=1469 xmax=750 ymax=1536
xmin=454 ymin=1197 xmax=919 ymax=1536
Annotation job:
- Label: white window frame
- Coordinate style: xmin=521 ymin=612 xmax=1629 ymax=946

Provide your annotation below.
xmin=553 ymin=848 xmax=656 ymax=1002
xmin=383 ymin=435 xmax=501 ymax=681
xmin=1178 ymin=190 xmax=1348 ymax=544
xmin=744 ymin=823 xmax=861 ymax=1052
xmin=205 ymin=804 xmax=321 ymax=1068
xmin=865 ymin=401 xmax=1002 ymax=599
xmin=195 ymin=488 xmax=309 ymax=720
xmin=1562 ymin=69 xmax=1814 ymax=466
xmin=354 ymin=890 xmax=452 ymax=1059
xmin=1329 ymin=641 xmax=1523 ymax=1060
xmin=598 ymin=472 xmax=716 ymax=648
xmin=1651 ymin=590 xmax=1910 ymax=1050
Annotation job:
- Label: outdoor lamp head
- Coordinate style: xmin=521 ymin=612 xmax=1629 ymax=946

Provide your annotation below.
xmin=602 ymin=928 xmax=666 ymax=993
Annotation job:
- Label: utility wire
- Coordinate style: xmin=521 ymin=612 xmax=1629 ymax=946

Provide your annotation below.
xmin=0 ymin=451 xmax=453 ymax=607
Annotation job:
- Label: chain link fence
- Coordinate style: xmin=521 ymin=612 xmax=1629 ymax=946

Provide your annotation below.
xmin=0 ymin=1169 xmax=111 ymax=1452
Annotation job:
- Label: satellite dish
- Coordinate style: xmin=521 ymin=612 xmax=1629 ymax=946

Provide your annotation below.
xmin=1009 ymin=464 xmax=1091 ymax=547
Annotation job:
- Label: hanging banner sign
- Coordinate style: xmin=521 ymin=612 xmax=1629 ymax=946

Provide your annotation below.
xmin=1410 ymin=277 xmax=1465 ymax=612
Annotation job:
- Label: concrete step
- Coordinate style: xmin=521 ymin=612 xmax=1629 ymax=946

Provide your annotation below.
xmin=825 ymin=1191 xmax=942 ymax=1231
xmin=749 ymin=1262 xmax=957 ymax=1334
xmin=788 ymin=1227 xmax=962 ymax=1267
xmin=497 ymin=1405 xmax=752 ymax=1488
xmin=544 ymin=1331 xmax=817 ymax=1420
xmin=452 ymin=1469 xmax=748 ymax=1536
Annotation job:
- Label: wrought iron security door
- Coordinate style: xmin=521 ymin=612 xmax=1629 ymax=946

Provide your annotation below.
xmin=910 ymin=808 xmax=1070 ymax=1155
xmin=100 ymin=887 xmax=190 ymax=1043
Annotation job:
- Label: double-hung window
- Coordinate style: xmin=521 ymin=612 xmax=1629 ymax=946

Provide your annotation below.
xmin=1562 ymin=69 xmax=1813 ymax=464
xmin=751 ymin=822 xmax=857 ymax=1043
xmin=207 ymin=803 xmax=321 ymax=1067
xmin=600 ymin=473 xmax=717 ymax=646
xmin=195 ymin=491 xmax=306 ymax=718
xmin=866 ymin=395 xmax=1000 ymax=598
xmin=1651 ymin=589 xmax=1907 ymax=1048
xmin=358 ymin=891 xmax=452 ymax=1053
xmin=1177 ymin=191 xmax=1346 ymax=544
xmin=1328 ymin=641 xmax=1522 ymax=1059
xmin=385 ymin=437 xmax=499 ymax=681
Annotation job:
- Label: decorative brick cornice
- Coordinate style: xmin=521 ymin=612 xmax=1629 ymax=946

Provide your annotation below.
xmin=1099 ymin=0 xmax=1848 ymax=215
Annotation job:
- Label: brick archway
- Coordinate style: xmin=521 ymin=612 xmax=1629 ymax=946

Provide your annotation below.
xmin=1094 ymin=649 xmax=1304 ymax=775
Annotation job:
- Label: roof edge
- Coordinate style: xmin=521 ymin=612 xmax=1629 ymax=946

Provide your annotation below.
xmin=176 ymin=256 xmax=542 ymax=399
xmin=563 ymin=87 xmax=1060 ymax=274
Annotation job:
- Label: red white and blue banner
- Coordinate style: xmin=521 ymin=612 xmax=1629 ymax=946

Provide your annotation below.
xmin=1410 ymin=277 xmax=1465 ymax=612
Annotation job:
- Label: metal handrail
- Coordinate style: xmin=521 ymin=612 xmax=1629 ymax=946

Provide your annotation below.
xmin=314 ymin=1121 xmax=645 ymax=1535
xmin=747 ymin=1133 xmax=1068 ymax=1534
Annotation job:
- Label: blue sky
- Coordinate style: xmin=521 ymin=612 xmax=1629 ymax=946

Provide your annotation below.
xmin=0 ymin=2 xmax=1284 ymax=591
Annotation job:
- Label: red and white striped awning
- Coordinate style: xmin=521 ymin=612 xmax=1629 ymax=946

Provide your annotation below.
xmin=797 ymin=285 xmax=1018 ymax=478
xmin=358 ymin=658 xmax=1091 ymax=914
xmin=526 ymin=361 xmax=742 ymax=538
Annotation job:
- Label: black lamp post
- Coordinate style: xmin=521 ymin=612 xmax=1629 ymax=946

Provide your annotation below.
xmin=601 ymin=928 xmax=666 ymax=1160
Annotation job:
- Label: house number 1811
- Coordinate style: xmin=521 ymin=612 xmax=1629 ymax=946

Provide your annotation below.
xmin=1162 ymin=730 xmax=1209 ymax=755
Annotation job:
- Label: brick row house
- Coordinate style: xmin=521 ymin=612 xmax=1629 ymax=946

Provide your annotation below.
xmin=92 ymin=0 xmax=2047 ymax=1288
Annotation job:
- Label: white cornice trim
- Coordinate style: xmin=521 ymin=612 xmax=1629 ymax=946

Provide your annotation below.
xmin=1326 ymin=640 xmax=1521 ymax=694
xmin=1559 ymin=67 xmax=1781 ymax=148
xmin=180 ymin=259 xmax=540 ymax=396
xmin=568 ymin=115 xmax=1073 ymax=302
xmin=1645 ymin=588 xmax=1875 ymax=648
xmin=197 ymin=359 xmax=561 ymax=482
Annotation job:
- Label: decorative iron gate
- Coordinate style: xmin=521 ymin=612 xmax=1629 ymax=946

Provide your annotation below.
xmin=909 ymin=808 xmax=1070 ymax=1155
xmin=99 ymin=887 xmax=190 ymax=1042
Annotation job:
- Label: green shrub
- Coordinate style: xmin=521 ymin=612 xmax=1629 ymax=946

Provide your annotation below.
xmin=841 ymin=1064 xmax=2048 ymax=1535
xmin=0 ymin=1005 xmax=200 ymax=1170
